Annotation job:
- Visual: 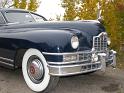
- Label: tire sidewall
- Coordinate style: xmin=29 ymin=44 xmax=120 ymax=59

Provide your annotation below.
xmin=22 ymin=48 xmax=50 ymax=92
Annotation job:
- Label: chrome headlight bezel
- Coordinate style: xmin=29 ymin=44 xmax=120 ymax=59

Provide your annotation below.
xmin=71 ymin=35 xmax=79 ymax=49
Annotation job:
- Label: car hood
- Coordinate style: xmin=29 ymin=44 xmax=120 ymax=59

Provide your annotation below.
xmin=1 ymin=20 xmax=106 ymax=52
xmin=4 ymin=20 xmax=105 ymax=36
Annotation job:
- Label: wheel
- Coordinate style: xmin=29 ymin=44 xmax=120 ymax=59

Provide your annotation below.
xmin=22 ymin=48 xmax=59 ymax=93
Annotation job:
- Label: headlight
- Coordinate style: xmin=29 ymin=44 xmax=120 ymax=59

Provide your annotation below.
xmin=107 ymin=37 xmax=111 ymax=45
xmin=71 ymin=36 xmax=79 ymax=49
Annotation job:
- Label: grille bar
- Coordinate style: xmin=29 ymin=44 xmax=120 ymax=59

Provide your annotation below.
xmin=93 ymin=32 xmax=108 ymax=52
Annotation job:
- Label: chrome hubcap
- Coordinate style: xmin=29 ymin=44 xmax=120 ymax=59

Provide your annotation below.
xmin=27 ymin=57 xmax=44 ymax=83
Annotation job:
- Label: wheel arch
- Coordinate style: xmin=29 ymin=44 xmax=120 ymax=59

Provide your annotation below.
xmin=14 ymin=48 xmax=27 ymax=69
xmin=14 ymin=48 xmax=44 ymax=69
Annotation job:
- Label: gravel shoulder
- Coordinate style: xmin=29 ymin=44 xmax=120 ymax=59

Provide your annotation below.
xmin=0 ymin=67 xmax=123 ymax=93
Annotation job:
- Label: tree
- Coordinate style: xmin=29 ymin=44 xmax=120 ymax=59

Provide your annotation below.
xmin=0 ymin=0 xmax=41 ymax=12
xmin=19 ymin=0 xmax=27 ymax=9
xmin=0 ymin=0 xmax=12 ymax=8
xmin=62 ymin=0 xmax=77 ymax=20
xmin=78 ymin=0 xmax=98 ymax=20
xmin=13 ymin=0 xmax=19 ymax=8
xmin=116 ymin=0 xmax=124 ymax=42
xmin=101 ymin=1 xmax=120 ymax=50
xmin=28 ymin=0 xmax=39 ymax=12
xmin=13 ymin=0 xmax=40 ymax=12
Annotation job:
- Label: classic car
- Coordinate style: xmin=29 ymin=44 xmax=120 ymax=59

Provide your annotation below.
xmin=0 ymin=8 xmax=116 ymax=93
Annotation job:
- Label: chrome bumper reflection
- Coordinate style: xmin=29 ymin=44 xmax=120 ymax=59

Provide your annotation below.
xmin=43 ymin=50 xmax=116 ymax=76
xmin=48 ymin=62 xmax=101 ymax=76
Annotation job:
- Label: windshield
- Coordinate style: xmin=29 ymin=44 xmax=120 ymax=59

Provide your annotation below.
xmin=4 ymin=11 xmax=35 ymax=23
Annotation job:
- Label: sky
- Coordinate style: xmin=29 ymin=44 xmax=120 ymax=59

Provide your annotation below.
xmin=36 ymin=0 xmax=65 ymax=20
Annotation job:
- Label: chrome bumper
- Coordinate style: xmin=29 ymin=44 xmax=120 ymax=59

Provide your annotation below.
xmin=44 ymin=50 xmax=116 ymax=76
xmin=48 ymin=62 xmax=101 ymax=76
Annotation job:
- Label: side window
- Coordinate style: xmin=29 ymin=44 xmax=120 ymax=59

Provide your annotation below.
xmin=0 ymin=12 xmax=5 ymax=24
xmin=31 ymin=13 xmax=45 ymax=22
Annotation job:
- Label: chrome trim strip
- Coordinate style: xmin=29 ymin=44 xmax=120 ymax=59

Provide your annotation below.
xmin=0 ymin=57 xmax=14 ymax=63
xmin=42 ymin=51 xmax=91 ymax=55
xmin=48 ymin=55 xmax=114 ymax=65
xmin=48 ymin=62 xmax=101 ymax=68
xmin=0 ymin=61 xmax=14 ymax=67
xmin=49 ymin=68 xmax=101 ymax=76
xmin=48 ymin=60 xmax=90 ymax=65
xmin=96 ymin=32 xmax=107 ymax=37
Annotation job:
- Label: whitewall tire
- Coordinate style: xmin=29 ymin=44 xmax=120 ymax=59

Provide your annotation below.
xmin=22 ymin=48 xmax=59 ymax=93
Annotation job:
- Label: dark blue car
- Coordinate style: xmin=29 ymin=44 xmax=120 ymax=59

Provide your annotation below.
xmin=0 ymin=8 xmax=116 ymax=93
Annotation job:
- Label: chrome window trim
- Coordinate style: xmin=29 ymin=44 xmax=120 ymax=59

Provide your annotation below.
xmin=0 ymin=12 xmax=7 ymax=24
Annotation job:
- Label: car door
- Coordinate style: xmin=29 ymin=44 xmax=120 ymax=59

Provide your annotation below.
xmin=0 ymin=12 xmax=15 ymax=68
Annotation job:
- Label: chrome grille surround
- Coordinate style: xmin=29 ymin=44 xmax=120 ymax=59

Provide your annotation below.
xmin=93 ymin=32 xmax=108 ymax=52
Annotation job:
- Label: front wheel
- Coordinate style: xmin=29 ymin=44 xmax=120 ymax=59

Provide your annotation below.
xmin=22 ymin=48 xmax=59 ymax=93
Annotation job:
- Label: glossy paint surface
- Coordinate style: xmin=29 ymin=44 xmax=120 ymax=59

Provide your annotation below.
xmin=0 ymin=9 xmax=105 ymax=68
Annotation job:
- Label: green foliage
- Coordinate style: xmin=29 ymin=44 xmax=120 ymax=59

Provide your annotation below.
xmin=78 ymin=0 xmax=98 ymax=20
xmin=19 ymin=0 xmax=26 ymax=9
xmin=116 ymin=1 xmax=124 ymax=41
xmin=28 ymin=0 xmax=39 ymax=12
xmin=101 ymin=1 xmax=120 ymax=50
xmin=13 ymin=0 xmax=40 ymax=12
xmin=13 ymin=0 xmax=19 ymax=8
xmin=62 ymin=0 xmax=77 ymax=20
xmin=3 ymin=0 xmax=41 ymax=12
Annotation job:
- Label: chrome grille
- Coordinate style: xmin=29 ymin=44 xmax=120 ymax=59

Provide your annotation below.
xmin=79 ymin=52 xmax=92 ymax=61
xmin=93 ymin=32 xmax=108 ymax=52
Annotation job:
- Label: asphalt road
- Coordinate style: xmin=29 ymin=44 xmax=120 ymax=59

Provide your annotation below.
xmin=0 ymin=67 xmax=124 ymax=93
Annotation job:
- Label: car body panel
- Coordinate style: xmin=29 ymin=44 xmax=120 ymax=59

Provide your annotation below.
xmin=0 ymin=9 xmax=116 ymax=74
